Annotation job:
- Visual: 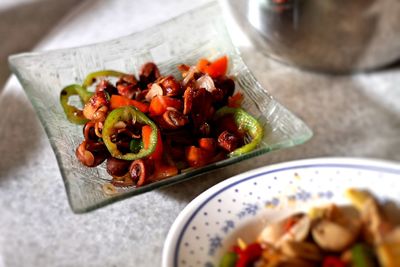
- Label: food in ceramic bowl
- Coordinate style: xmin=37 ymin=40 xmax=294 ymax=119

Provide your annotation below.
xmin=220 ymin=188 xmax=400 ymax=266
xmin=162 ymin=158 xmax=400 ymax=267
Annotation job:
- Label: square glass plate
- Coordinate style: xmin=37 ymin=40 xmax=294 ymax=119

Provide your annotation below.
xmin=8 ymin=1 xmax=312 ymax=213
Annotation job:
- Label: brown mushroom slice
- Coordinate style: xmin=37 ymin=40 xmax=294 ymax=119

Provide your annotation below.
xmin=160 ymin=76 xmax=182 ymax=97
xmin=76 ymin=141 xmax=108 ymax=167
xmin=139 ymin=62 xmax=160 ymax=86
xmin=161 ymin=110 xmax=188 ymax=129
xmin=83 ymin=91 xmax=109 ymax=120
xmin=277 ymin=215 xmax=312 ymax=246
xmin=279 ymin=257 xmax=316 ymax=267
xmin=312 ymin=219 xmax=358 ymax=252
xmin=383 ymin=226 xmax=400 ymax=243
xmin=346 ymin=188 xmax=389 ymax=244
xmin=129 ymin=159 xmax=154 ymax=187
xmin=106 ymin=157 xmax=132 ymax=177
xmin=280 ymin=240 xmax=323 ymax=262
xmin=183 ymin=86 xmax=194 ymax=115
xmin=361 ymin=197 xmax=394 ymax=245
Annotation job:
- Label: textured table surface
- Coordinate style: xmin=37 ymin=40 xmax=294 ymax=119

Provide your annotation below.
xmin=1 ymin=0 xmax=400 ymax=266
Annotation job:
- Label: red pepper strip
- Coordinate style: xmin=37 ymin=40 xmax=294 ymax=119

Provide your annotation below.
xmin=185 ymin=146 xmax=210 ymax=168
xmin=235 ymin=243 xmax=263 ymax=267
xmin=322 ymin=256 xmax=346 ymax=267
xmin=283 ymin=216 xmax=300 ymax=233
xmin=228 ymin=92 xmax=244 ymax=108
xmin=198 ymin=138 xmax=216 ymax=153
xmin=149 ymin=95 xmax=182 ymax=116
xmin=198 ymin=55 xmax=228 ymax=78
xmin=110 ymin=94 xmax=149 ymax=113
xmin=196 ymin=58 xmax=210 ymax=73
xmin=142 ymin=125 xmax=163 ymax=160
xmin=153 ymin=161 xmax=178 ymax=180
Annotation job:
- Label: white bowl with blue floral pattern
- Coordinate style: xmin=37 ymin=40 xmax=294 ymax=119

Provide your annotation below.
xmin=162 ymin=157 xmax=400 ymax=267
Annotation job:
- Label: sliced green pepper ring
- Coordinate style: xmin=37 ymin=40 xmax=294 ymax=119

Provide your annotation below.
xmin=82 ymin=70 xmax=128 ymax=88
xmin=102 ymin=106 xmax=158 ymax=160
xmin=60 ymin=84 xmax=92 ymax=125
xmin=215 ymin=107 xmax=264 ymax=157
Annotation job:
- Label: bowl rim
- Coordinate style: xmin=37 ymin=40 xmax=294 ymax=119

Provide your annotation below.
xmin=162 ymin=156 xmax=400 ymax=267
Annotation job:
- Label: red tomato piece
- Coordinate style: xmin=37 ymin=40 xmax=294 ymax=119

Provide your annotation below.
xmin=142 ymin=125 xmax=163 ymax=160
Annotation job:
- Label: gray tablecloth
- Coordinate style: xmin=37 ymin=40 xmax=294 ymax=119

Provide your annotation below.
xmin=1 ymin=0 xmax=400 ymax=266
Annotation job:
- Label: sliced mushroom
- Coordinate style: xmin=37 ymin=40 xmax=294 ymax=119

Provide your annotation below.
xmin=278 ymin=215 xmax=312 ymax=245
xmin=160 ymin=75 xmax=181 ymax=97
xmin=129 ymin=159 xmax=154 ymax=187
xmin=383 ymin=226 xmax=400 ymax=243
xmin=312 ymin=219 xmax=358 ymax=252
xmin=259 ymin=213 xmax=311 ymax=245
xmin=76 ymin=141 xmax=95 ymax=167
xmin=346 ymin=188 xmax=392 ymax=245
xmin=106 ymin=157 xmax=132 ymax=177
xmin=111 ymin=173 xmax=134 ymax=187
xmin=116 ymin=83 xmax=136 ymax=99
xmin=83 ymin=121 xmax=97 ymax=141
xmin=76 ymin=141 xmax=108 ymax=167
xmin=183 ymin=86 xmax=194 ymax=115
xmin=161 ymin=110 xmax=188 ymax=129
xmin=217 ymin=131 xmax=239 ymax=152
xmin=280 ymin=240 xmax=323 ymax=262
xmin=118 ymin=74 xmax=138 ymax=86
xmin=279 ymin=257 xmax=316 ymax=267
xmin=95 ymin=79 xmax=118 ymax=95
xmin=139 ymin=62 xmax=160 ymax=86
xmin=92 ymin=105 xmax=108 ymax=122
xmin=83 ymin=91 xmax=109 ymax=120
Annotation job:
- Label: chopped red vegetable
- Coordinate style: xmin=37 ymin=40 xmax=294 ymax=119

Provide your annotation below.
xmin=200 ymin=55 xmax=228 ymax=78
xmin=142 ymin=125 xmax=163 ymax=161
xmin=228 ymin=92 xmax=244 ymax=108
xmin=62 ymin=55 xmax=263 ymax=189
xmin=235 ymin=243 xmax=263 ymax=267
xmin=149 ymin=95 xmax=183 ymax=116
xmin=110 ymin=94 xmax=149 ymax=113
xmin=322 ymin=256 xmax=346 ymax=267
xmin=185 ymin=146 xmax=210 ymax=168
xmin=198 ymin=138 xmax=216 ymax=153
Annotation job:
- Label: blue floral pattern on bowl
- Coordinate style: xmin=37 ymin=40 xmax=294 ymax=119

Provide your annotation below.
xmin=162 ymin=158 xmax=400 ymax=267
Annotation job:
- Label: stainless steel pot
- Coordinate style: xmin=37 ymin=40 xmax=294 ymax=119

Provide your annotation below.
xmin=222 ymin=0 xmax=400 ymax=73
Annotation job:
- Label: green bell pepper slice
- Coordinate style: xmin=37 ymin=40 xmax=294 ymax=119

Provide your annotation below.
xmin=82 ymin=70 xmax=127 ymax=88
xmin=215 ymin=107 xmax=263 ymax=157
xmin=102 ymin=106 xmax=158 ymax=160
xmin=60 ymin=84 xmax=92 ymax=124
xmin=352 ymin=244 xmax=377 ymax=267
xmin=219 ymin=252 xmax=238 ymax=267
